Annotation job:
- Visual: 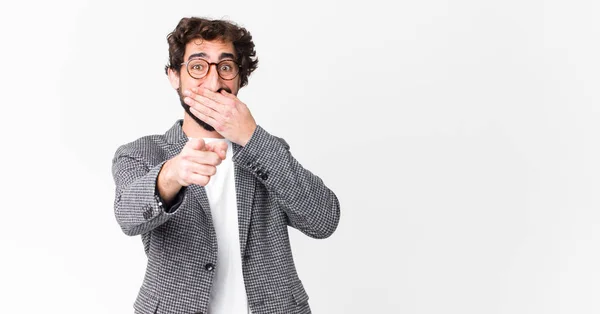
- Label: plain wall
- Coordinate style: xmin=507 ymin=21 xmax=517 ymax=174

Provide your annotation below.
xmin=1 ymin=0 xmax=599 ymax=313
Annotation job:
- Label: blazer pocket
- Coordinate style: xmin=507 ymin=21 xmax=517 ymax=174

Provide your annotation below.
xmin=292 ymin=280 xmax=309 ymax=305
xmin=134 ymin=288 xmax=159 ymax=314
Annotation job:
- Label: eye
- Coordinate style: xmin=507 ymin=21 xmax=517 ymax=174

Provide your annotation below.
xmin=188 ymin=59 xmax=208 ymax=72
xmin=191 ymin=63 xmax=205 ymax=71
xmin=219 ymin=61 xmax=235 ymax=72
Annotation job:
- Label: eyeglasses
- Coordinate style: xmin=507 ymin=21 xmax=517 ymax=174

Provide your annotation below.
xmin=181 ymin=58 xmax=240 ymax=80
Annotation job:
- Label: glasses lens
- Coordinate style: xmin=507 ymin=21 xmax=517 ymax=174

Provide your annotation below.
xmin=217 ymin=60 xmax=239 ymax=80
xmin=187 ymin=59 xmax=208 ymax=78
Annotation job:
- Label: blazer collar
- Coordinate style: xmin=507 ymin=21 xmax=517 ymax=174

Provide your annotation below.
xmin=165 ymin=119 xmax=187 ymax=145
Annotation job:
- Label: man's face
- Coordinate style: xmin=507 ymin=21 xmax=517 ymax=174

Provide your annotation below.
xmin=169 ymin=39 xmax=241 ymax=131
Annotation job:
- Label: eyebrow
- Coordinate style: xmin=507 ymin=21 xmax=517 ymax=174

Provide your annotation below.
xmin=188 ymin=52 xmax=236 ymax=61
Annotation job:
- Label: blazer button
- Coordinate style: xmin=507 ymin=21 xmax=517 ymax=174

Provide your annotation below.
xmin=142 ymin=206 xmax=153 ymax=220
xmin=205 ymin=263 xmax=215 ymax=271
xmin=260 ymin=172 xmax=268 ymax=180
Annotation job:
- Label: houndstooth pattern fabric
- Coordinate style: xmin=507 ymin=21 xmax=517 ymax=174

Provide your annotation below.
xmin=112 ymin=120 xmax=340 ymax=314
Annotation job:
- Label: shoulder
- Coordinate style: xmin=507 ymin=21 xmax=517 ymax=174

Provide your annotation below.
xmin=274 ymin=136 xmax=290 ymax=150
xmin=113 ymin=131 xmax=171 ymax=167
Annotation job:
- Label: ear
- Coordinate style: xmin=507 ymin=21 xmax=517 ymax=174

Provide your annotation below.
xmin=167 ymin=67 xmax=180 ymax=90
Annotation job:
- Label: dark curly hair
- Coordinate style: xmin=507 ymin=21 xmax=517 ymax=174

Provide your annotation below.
xmin=165 ymin=17 xmax=258 ymax=88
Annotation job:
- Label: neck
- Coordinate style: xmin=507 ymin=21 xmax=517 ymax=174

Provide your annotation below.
xmin=182 ymin=112 xmax=224 ymax=139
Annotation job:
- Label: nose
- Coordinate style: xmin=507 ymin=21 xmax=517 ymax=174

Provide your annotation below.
xmin=202 ymin=64 xmax=222 ymax=92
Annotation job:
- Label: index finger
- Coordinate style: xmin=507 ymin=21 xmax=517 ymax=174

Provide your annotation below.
xmin=194 ymin=88 xmax=235 ymax=106
xmin=186 ymin=137 xmax=206 ymax=151
xmin=205 ymin=141 xmax=228 ymax=160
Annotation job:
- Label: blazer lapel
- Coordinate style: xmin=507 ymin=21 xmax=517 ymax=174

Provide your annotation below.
xmin=189 ymin=184 xmax=212 ymax=219
xmin=233 ymin=143 xmax=255 ymax=255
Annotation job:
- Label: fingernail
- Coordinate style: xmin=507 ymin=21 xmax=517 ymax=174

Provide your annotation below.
xmin=184 ymin=97 xmax=190 ymax=103
xmin=183 ymin=90 xmax=190 ymax=96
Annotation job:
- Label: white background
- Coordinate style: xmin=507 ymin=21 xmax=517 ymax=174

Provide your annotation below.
xmin=1 ymin=0 xmax=599 ymax=313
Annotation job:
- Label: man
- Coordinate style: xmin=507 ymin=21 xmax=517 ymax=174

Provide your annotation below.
xmin=112 ymin=17 xmax=340 ymax=314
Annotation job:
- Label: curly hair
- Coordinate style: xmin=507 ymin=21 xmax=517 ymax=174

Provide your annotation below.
xmin=165 ymin=17 xmax=258 ymax=88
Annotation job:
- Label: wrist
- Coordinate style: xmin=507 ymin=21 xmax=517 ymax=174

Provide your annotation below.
xmin=239 ymin=124 xmax=257 ymax=147
xmin=160 ymin=159 xmax=179 ymax=190
xmin=157 ymin=159 xmax=183 ymax=206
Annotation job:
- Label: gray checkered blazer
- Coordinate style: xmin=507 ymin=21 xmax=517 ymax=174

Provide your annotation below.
xmin=112 ymin=120 xmax=340 ymax=314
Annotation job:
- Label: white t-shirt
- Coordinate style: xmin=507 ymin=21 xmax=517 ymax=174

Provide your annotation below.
xmin=203 ymin=138 xmax=250 ymax=314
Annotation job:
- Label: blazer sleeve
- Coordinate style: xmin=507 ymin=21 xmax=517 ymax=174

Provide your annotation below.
xmin=111 ymin=145 xmax=186 ymax=236
xmin=233 ymin=125 xmax=341 ymax=239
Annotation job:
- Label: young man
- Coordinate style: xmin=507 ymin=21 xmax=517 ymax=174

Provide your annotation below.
xmin=112 ymin=17 xmax=340 ymax=314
